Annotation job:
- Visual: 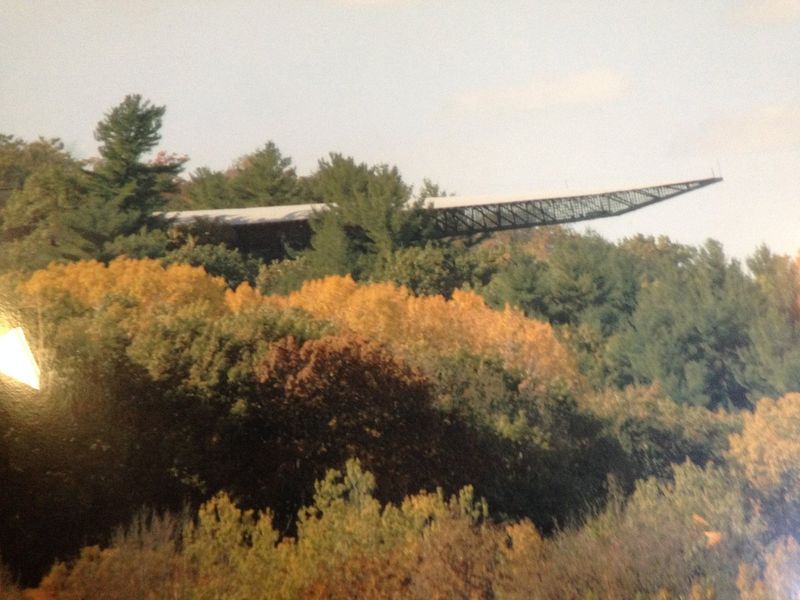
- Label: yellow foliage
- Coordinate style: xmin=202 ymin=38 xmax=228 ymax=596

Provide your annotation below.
xmin=224 ymin=282 xmax=265 ymax=313
xmin=728 ymin=393 xmax=800 ymax=498
xmin=18 ymin=258 xmax=230 ymax=337
xmin=268 ymin=275 xmax=579 ymax=390
xmin=20 ymin=265 xmax=577 ymax=391
xmin=276 ymin=275 xmax=359 ymax=321
xmin=495 ymin=519 xmax=547 ymax=598
xmin=29 ymin=458 xmax=747 ymax=600
xmin=21 ymin=257 xmax=227 ymax=312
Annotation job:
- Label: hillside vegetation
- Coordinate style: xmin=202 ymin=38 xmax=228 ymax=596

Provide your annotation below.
xmin=3 ymin=97 xmax=800 ymax=598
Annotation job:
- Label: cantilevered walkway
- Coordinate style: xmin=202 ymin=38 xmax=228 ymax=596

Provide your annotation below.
xmin=162 ymin=177 xmax=721 ymax=258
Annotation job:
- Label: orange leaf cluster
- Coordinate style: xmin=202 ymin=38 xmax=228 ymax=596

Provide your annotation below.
xmin=17 ymin=260 xmax=577 ymax=392
xmin=255 ymin=275 xmax=578 ymax=390
xmin=19 ymin=258 xmax=230 ymax=336
xmin=22 ymin=258 xmax=228 ymax=311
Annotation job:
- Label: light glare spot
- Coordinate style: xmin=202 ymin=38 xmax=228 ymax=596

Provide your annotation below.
xmin=0 ymin=327 xmax=41 ymax=390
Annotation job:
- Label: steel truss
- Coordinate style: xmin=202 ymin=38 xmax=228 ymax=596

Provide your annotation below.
xmin=430 ymin=177 xmax=722 ymax=238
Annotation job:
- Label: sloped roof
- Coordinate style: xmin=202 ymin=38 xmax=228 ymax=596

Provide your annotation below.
xmin=160 ymin=202 xmax=329 ymax=225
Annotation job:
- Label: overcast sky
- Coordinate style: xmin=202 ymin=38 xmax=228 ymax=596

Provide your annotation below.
xmin=2 ymin=0 xmax=799 ymax=261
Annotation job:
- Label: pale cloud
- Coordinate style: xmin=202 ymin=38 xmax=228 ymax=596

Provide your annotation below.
xmin=731 ymin=0 xmax=800 ymax=24
xmin=453 ymin=67 xmax=629 ymax=114
xmin=697 ymin=103 xmax=800 ymax=154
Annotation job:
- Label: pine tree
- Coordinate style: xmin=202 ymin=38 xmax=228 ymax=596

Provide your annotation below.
xmin=301 ymin=154 xmax=431 ymax=279
xmin=229 ymin=141 xmax=304 ymax=207
xmin=90 ymin=94 xmax=186 ymax=241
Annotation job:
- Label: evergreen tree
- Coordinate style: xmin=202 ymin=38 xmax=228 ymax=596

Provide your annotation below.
xmin=615 ymin=240 xmax=755 ymax=408
xmin=300 ymin=154 xmax=431 ymax=279
xmin=483 ymin=248 xmax=549 ymax=317
xmin=0 ymin=135 xmax=76 ymax=197
xmin=170 ymin=142 xmax=305 ymax=210
xmin=172 ymin=167 xmax=234 ymax=209
xmin=90 ymin=94 xmax=186 ymax=242
xmin=228 ymin=141 xmax=304 ymax=207
xmin=539 ymin=232 xmax=640 ymax=335
xmin=0 ymin=137 xmax=99 ymax=271
xmin=0 ymin=164 xmax=96 ymax=271
xmin=736 ymin=246 xmax=800 ymax=400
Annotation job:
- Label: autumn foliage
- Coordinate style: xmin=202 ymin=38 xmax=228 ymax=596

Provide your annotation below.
xmin=256 ymin=275 xmax=579 ymax=391
xmin=248 ymin=334 xmax=466 ymax=505
xmin=18 ymin=257 xmax=229 ymax=334
xmin=729 ymin=393 xmax=800 ymax=506
xmin=11 ymin=100 xmax=800 ymax=598
xmin=7 ymin=249 xmax=800 ymax=597
xmin=27 ymin=460 xmax=765 ymax=600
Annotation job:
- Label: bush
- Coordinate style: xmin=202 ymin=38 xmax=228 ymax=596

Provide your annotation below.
xmin=729 ymin=392 xmax=800 ymax=536
xmin=538 ymin=461 xmax=762 ymax=599
xmin=38 ymin=511 xmax=185 ymax=600
xmin=581 ymin=385 xmax=741 ymax=482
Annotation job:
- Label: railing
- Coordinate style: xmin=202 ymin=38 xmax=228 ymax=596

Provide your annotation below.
xmin=429 ymin=178 xmax=722 ymax=237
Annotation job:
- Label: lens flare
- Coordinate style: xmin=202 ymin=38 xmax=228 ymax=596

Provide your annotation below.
xmin=0 ymin=327 xmax=41 ymax=390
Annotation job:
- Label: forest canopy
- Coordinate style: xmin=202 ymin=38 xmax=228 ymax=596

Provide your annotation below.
xmin=3 ymin=96 xmax=800 ymax=598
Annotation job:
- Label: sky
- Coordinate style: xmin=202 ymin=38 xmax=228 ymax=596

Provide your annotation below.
xmin=2 ymin=0 xmax=799 ymax=262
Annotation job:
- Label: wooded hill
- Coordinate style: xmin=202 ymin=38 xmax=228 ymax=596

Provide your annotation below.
xmin=2 ymin=96 xmax=800 ymax=598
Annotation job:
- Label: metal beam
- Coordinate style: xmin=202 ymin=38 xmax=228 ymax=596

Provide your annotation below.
xmin=428 ymin=177 xmax=722 ymax=237
xmin=162 ymin=177 xmax=722 ymax=260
